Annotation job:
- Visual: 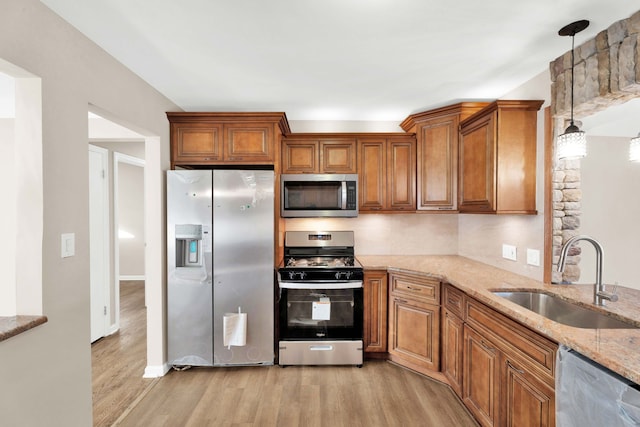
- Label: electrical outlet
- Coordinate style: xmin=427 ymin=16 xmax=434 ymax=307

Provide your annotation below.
xmin=502 ymin=244 xmax=517 ymax=261
xmin=527 ymin=248 xmax=541 ymax=266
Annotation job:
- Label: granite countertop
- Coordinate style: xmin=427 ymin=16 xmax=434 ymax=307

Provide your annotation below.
xmin=0 ymin=315 xmax=48 ymax=342
xmin=358 ymin=255 xmax=640 ymax=384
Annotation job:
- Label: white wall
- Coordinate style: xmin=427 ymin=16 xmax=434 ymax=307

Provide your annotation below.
xmin=580 ymin=135 xmax=640 ymax=289
xmin=118 ymin=162 xmax=145 ymax=278
xmin=0 ymin=118 xmax=16 ymax=314
xmin=0 ymin=1 xmax=177 ymax=425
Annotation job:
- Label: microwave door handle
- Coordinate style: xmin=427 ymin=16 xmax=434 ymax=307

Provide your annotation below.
xmin=341 ymin=181 xmax=347 ymax=209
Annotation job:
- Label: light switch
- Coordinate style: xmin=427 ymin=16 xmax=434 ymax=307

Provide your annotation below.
xmin=61 ymin=233 xmax=75 ymax=258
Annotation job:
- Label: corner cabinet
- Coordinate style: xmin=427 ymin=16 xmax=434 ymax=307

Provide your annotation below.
xmin=281 ymin=134 xmax=356 ymax=174
xmin=387 ymin=272 xmax=440 ymax=374
xmin=458 ymin=100 xmax=543 ymax=214
xmin=167 ymin=112 xmax=290 ymax=167
xmin=357 ymin=135 xmax=416 ymax=212
xmin=363 ymin=270 xmax=388 ymax=355
xmin=401 ymin=103 xmax=488 ymax=211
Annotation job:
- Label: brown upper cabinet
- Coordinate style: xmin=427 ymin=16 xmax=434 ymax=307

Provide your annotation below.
xmin=281 ymin=134 xmax=356 ymax=174
xmin=401 ymin=103 xmax=488 ymax=211
xmin=357 ymin=135 xmax=416 ymax=212
xmin=167 ymin=112 xmax=290 ymax=167
xmin=458 ymin=100 xmax=543 ymax=214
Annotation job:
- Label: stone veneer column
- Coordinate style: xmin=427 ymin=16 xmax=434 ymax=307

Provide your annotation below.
xmin=549 ymin=10 xmax=640 ymax=282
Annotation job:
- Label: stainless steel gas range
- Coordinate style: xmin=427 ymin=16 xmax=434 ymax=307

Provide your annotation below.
xmin=276 ymin=231 xmax=364 ymax=367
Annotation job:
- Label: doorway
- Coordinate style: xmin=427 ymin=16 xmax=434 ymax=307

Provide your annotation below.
xmin=88 ymin=110 xmax=153 ymax=423
xmin=87 ymin=105 xmax=166 ymax=379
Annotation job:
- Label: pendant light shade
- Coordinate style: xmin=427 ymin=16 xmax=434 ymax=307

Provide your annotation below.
xmin=557 ymin=124 xmax=587 ymax=159
xmin=630 ymin=133 xmax=640 ymax=162
xmin=557 ymin=20 xmax=590 ymax=160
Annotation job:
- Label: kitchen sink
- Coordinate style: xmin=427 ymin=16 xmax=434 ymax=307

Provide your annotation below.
xmin=492 ymin=291 xmax=638 ymax=329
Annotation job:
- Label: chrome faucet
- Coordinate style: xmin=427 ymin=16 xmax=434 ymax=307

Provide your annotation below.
xmin=557 ymin=235 xmax=618 ymax=306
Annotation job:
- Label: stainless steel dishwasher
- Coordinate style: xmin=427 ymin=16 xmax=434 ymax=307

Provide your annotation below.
xmin=557 ymin=345 xmax=640 ymax=426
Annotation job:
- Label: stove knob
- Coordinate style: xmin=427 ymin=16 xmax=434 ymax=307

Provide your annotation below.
xmin=288 ymin=271 xmax=295 ymax=280
xmin=299 ymin=272 xmax=306 ymax=280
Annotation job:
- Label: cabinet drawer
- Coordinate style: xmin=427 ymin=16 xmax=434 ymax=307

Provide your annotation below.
xmin=389 ymin=273 xmax=440 ymax=305
xmin=442 ymin=284 xmax=464 ymax=318
xmin=465 ymin=297 xmax=556 ymax=380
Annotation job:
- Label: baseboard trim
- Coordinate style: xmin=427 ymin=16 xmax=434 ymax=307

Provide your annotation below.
xmin=120 ymin=275 xmax=145 ymax=281
xmin=108 ymin=324 xmax=119 ymax=336
xmin=143 ymin=363 xmax=171 ymax=378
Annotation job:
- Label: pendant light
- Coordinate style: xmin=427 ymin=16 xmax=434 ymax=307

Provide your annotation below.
xmin=556 ymin=20 xmax=590 ymax=160
xmin=630 ymin=133 xmax=640 ymax=162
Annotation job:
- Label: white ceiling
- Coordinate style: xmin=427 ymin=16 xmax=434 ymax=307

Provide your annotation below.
xmin=37 ymin=1 xmax=640 ymax=124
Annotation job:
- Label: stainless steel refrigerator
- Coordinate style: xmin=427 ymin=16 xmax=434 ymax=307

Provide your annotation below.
xmin=167 ymin=169 xmax=274 ymax=367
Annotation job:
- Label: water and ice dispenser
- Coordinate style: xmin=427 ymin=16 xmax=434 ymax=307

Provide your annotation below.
xmin=175 ymin=224 xmax=203 ymax=267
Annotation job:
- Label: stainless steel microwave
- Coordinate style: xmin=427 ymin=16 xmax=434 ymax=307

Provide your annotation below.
xmin=281 ymin=174 xmax=358 ymax=218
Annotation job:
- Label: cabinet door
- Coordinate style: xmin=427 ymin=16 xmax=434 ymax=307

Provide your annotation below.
xmin=358 ymin=139 xmax=386 ymax=211
xmin=417 ymin=116 xmax=457 ymax=211
xmin=321 ymin=140 xmax=356 ymax=173
xmin=224 ymin=122 xmax=274 ymax=162
xmin=282 ymin=140 xmax=319 ymax=173
xmin=388 ymin=295 xmax=439 ymax=372
xmin=363 ymin=270 xmax=387 ymax=354
xmin=172 ymin=123 xmax=223 ymax=163
xmin=459 ymin=112 xmax=495 ymax=212
xmin=502 ymin=357 xmax=555 ymax=427
xmin=463 ymin=325 xmax=500 ymax=427
xmin=387 ymin=139 xmax=416 ymax=210
xmin=442 ymin=308 xmax=464 ymax=397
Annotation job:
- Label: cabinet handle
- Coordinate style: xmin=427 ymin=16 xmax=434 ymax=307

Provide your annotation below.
xmin=479 ymin=339 xmax=495 ymax=352
xmin=507 ymin=360 xmax=525 ymax=374
xmin=395 ymin=298 xmax=408 ymax=304
xmin=406 ymin=286 xmax=421 ymax=291
xmin=447 ymin=298 xmax=460 ymax=307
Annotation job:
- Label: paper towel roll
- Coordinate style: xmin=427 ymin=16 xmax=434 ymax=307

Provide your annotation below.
xmin=223 ymin=312 xmax=247 ymax=348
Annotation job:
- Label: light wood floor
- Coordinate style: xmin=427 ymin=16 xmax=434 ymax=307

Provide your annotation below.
xmin=92 ymin=280 xmax=156 ymax=427
xmin=94 ymin=281 xmax=478 ymax=427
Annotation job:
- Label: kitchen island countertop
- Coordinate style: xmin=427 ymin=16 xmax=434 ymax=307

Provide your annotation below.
xmin=358 ymin=255 xmax=640 ymax=384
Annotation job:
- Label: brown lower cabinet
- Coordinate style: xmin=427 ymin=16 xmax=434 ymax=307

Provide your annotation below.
xmin=442 ymin=307 xmax=464 ymax=396
xmin=387 ymin=272 xmax=440 ymax=374
xmin=463 ymin=324 xmax=555 ymax=427
xmin=441 ymin=283 xmax=556 ymax=427
xmin=363 ymin=270 xmax=388 ymax=354
xmin=364 ymin=277 xmax=556 ymax=427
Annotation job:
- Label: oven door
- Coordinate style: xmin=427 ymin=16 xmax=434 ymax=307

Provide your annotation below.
xmin=279 ymin=284 xmax=363 ymax=341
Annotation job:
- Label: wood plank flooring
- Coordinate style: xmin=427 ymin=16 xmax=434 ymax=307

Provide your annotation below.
xmin=92 ymin=280 xmax=155 ymax=427
xmin=116 ymin=362 xmax=478 ymax=426
xmin=95 ymin=281 xmax=478 ymax=427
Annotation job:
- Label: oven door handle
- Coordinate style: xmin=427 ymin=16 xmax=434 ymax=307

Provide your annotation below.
xmin=278 ymin=280 xmax=363 ymax=289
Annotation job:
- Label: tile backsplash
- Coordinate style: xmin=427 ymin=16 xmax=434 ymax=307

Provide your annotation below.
xmin=284 ymin=212 xmax=544 ymax=281
xmin=284 ymin=214 xmax=458 ymax=256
